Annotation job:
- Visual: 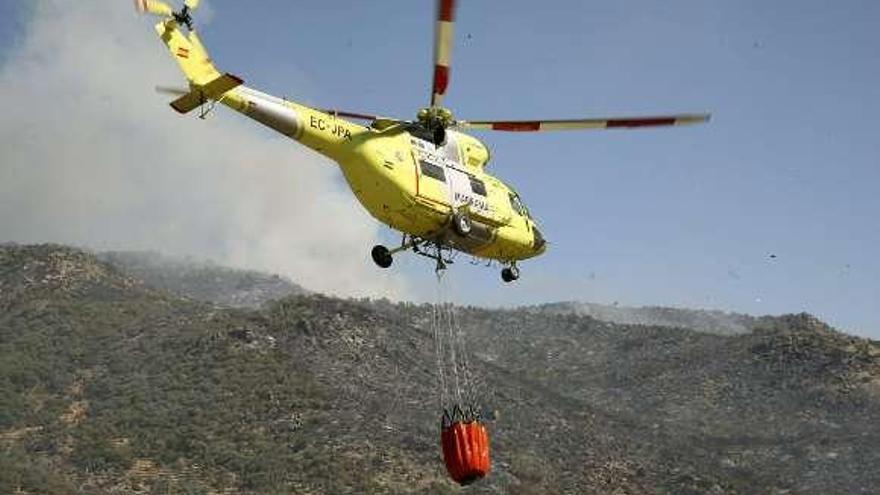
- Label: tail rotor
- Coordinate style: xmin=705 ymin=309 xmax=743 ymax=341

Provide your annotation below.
xmin=134 ymin=0 xmax=200 ymax=30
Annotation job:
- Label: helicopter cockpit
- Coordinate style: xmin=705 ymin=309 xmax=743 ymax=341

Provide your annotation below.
xmin=508 ymin=190 xmax=546 ymax=252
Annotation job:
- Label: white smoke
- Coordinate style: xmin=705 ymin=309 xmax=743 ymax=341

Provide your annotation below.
xmin=0 ymin=1 xmax=409 ymax=298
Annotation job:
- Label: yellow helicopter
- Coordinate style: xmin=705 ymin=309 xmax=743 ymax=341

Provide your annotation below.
xmin=136 ymin=0 xmax=709 ymax=283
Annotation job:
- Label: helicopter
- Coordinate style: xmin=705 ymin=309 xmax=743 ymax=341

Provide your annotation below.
xmin=136 ymin=0 xmax=710 ymax=283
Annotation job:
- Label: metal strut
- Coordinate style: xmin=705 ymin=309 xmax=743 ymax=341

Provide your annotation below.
xmin=198 ymin=98 xmax=217 ymax=119
xmin=434 ymin=243 xmax=447 ymax=273
xmin=412 ymin=240 xmax=454 ymax=273
xmin=388 ymin=235 xmax=418 ymax=256
xmin=441 ymin=403 xmax=483 ymax=428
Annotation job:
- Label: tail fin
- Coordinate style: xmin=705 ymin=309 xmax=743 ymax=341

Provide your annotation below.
xmin=154 ymin=21 xmax=243 ymax=114
xmin=155 ymin=21 xmax=219 ymax=85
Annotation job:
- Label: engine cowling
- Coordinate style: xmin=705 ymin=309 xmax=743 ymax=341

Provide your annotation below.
xmin=452 ymin=132 xmax=491 ymax=170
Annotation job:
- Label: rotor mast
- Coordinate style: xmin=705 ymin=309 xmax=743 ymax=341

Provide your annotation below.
xmin=135 ymin=0 xmax=200 ymax=30
xmin=418 ymin=0 xmax=458 ymax=144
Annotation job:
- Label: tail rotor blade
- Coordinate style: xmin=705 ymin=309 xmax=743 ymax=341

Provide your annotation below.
xmin=155 ymin=85 xmax=189 ymax=96
xmin=430 ymin=0 xmax=456 ymax=108
xmin=134 ymin=0 xmax=174 ymax=17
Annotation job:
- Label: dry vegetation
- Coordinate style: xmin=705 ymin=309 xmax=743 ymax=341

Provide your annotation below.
xmin=1 ymin=244 xmax=878 ymax=494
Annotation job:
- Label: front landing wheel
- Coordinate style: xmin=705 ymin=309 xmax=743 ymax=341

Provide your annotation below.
xmin=371 ymin=245 xmax=393 ymax=268
xmin=501 ymin=266 xmax=520 ymax=283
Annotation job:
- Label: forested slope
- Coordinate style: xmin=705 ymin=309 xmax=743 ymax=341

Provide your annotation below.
xmin=1 ymin=244 xmax=878 ymax=494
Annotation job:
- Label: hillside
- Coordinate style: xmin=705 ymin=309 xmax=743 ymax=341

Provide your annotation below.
xmin=98 ymin=250 xmax=305 ymax=308
xmin=1 ymin=244 xmax=878 ymax=494
xmin=532 ymin=301 xmax=756 ymax=335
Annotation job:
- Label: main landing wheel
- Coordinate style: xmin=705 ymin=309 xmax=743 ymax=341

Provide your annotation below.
xmin=501 ymin=266 xmax=520 ymax=283
xmin=371 ymin=245 xmax=393 ymax=268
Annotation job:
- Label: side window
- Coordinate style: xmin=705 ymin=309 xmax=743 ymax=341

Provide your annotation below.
xmin=470 ymin=177 xmax=487 ymax=196
xmin=509 ymin=193 xmax=530 ymax=217
xmin=420 ymin=160 xmax=446 ymax=182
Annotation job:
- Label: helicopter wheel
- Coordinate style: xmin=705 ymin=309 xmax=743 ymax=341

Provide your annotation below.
xmin=371 ymin=245 xmax=393 ymax=268
xmin=453 ymin=212 xmax=472 ymax=236
xmin=501 ymin=265 xmax=520 ymax=283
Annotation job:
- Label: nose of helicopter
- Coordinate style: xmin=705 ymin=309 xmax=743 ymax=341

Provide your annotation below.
xmin=532 ymin=226 xmax=547 ymax=253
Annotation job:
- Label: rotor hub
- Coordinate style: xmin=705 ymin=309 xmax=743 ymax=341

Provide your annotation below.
xmin=173 ymin=6 xmax=194 ymax=30
xmin=417 ymin=106 xmax=455 ymax=130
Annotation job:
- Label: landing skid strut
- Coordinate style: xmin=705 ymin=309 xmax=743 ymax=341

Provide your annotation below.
xmin=371 ymin=236 xmax=520 ymax=282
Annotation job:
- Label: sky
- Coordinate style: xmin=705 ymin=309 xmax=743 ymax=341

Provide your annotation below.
xmin=0 ymin=1 xmax=878 ymax=337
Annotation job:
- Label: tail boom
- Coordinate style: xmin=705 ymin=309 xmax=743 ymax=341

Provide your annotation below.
xmin=152 ymin=21 xmax=367 ymax=162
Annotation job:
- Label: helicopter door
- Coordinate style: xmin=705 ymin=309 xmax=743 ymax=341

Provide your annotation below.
xmin=414 ymin=153 xmax=450 ymax=210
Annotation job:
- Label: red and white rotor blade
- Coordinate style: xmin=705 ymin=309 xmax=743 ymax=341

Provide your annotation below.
xmin=134 ymin=0 xmax=174 ymax=17
xmin=430 ymin=0 xmax=456 ymax=108
xmin=457 ymin=114 xmax=711 ymax=132
xmin=317 ymin=109 xmax=403 ymax=128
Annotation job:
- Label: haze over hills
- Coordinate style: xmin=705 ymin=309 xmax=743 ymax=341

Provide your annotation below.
xmin=1 ymin=243 xmax=878 ymax=494
xmin=95 ymin=250 xmax=759 ymax=336
xmin=97 ymin=250 xmax=306 ymax=308
xmin=95 ymin=250 xmax=757 ymax=335
xmin=531 ymin=301 xmax=756 ymax=335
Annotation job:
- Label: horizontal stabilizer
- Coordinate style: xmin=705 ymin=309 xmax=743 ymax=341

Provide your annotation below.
xmin=170 ymin=73 xmax=244 ymax=114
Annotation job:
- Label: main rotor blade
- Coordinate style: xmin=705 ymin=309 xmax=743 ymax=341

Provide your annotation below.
xmin=317 ymin=109 xmax=404 ymax=129
xmin=134 ymin=0 xmax=174 ymax=17
xmin=318 ymin=109 xmax=384 ymax=121
xmin=456 ymin=113 xmax=711 ymax=132
xmin=430 ymin=0 xmax=456 ymax=108
xmin=184 ymin=0 xmax=201 ymax=10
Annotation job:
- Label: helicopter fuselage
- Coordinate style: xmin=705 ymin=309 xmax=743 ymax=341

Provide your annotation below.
xmin=143 ymin=4 xmax=707 ymax=279
xmin=220 ymin=86 xmax=546 ymax=263
xmin=150 ymin=19 xmax=544 ymax=266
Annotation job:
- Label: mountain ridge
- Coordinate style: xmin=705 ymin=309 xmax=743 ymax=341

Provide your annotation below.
xmin=531 ymin=301 xmax=756 ymax=335
xmin=1 ymin=243 xmax=877 ymax=494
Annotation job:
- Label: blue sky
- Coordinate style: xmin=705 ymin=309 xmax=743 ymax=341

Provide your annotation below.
xmin=2 ymin=1 xmax=878 ymax=336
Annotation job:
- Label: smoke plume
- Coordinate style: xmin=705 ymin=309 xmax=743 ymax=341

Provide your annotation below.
xmin=0 ymin=1 xmax=409 ymax=298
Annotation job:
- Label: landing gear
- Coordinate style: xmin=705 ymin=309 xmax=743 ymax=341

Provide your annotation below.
xmin=452 ymin=212 xmax=472 ymax=236
xmin=371 ymin=245 xmax=393 ymax=268
xmin=501 ymin=264 xmax=520 ymax=283
xmin=371 ymin=236 xmax=426 ymax=269
xmin=372 ymin=234 xmax=521 ymax=284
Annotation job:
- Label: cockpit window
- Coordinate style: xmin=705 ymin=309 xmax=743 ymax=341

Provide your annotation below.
xmin=509 ymin=193 xmax=528 ymax=217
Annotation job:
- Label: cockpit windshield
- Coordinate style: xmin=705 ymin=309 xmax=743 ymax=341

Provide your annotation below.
xmin=509 ymin=192 xmax=530 ymax=218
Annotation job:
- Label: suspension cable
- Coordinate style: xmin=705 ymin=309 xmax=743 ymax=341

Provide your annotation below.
xmin=432 ymin=258 xmax=482 ymax=420
xmin=432 ymin=271 xmax=448 ymax=411
xmin=439 ymin=272 xmax=463 ymax=407
xmin=450 ymin=301 xmax=476 ymax=408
